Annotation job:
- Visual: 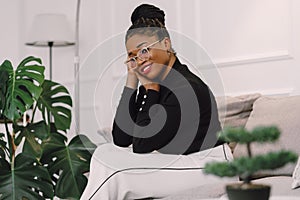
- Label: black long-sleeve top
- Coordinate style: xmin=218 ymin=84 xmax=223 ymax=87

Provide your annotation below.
xmin=112 ymin=57 xmax=222 ymax=155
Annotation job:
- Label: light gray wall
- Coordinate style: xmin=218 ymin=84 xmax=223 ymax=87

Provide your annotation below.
xmin=1 ymin=0 xmax=299 ymax=142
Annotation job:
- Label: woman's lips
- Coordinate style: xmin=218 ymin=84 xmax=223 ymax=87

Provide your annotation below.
xmin=141 ymin=64 xmax=152 ymax=74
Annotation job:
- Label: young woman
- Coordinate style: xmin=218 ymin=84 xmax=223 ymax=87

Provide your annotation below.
xmin=112 ymin=3 xmax=223 ymax=155
xmin=81 ymin=4 xmax=236 ymax=200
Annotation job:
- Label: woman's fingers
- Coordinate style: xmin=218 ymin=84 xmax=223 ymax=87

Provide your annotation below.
xmin=125 ymin=63 xmax=139 ymax=89
xmin=126 ymin=64 xmax=159 ymax=91
xmin=134 ymin=71 xmax=150 ymax=85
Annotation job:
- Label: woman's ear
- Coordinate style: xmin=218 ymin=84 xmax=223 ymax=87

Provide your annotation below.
xmin=163 ymin=37 xmax=171 ymax=49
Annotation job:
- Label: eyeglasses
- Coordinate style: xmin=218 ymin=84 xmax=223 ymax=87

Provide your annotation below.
xmin=124 ymin=40 xmax=161 ymax=68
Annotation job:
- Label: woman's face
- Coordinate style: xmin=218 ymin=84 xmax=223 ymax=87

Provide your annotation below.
xmin=125 ymin=34 xmax=171 ymax=81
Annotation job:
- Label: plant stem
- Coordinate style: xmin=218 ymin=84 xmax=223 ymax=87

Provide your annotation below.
xmin=246 ymin=142 xmax=252 ymax=157
xmin=244 ymin=176 xmax=251 ymax=184
xmin=4 ymin=119 xmax=14 ymax=162
xmin=31 ymin=102 xmax=38 ymax=123
xmin=245 ymin=142 xmax=252 ymax=185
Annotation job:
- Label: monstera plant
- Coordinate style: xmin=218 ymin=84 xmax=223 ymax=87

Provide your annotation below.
xmin=0 ymin=56 xmax=96 ymax=199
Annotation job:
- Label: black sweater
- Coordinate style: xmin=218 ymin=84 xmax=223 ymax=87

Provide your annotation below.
xmin=112 ymin=58 xmax=222 ymax=155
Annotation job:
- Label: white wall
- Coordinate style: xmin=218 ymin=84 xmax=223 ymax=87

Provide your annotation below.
xmin=1 ymin=0 xmax=299 ymax=143
xmin=0 ymin=1 xmax=21 ymax=64
xmin=199 ymin=0 xmax=297 ymax=96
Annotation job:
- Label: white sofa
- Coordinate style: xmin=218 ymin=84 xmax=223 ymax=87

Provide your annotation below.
xmin=160 ymin=94 xmax=300 ymax=199
xmin=96 ymin=93 xmax=300 ymax=199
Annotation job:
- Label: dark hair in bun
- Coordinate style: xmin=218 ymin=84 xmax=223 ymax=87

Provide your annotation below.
xmin=131 ymin=4 xmax=165 ymax=27
xmin=126 ymin=4 xmax=171 ymax=43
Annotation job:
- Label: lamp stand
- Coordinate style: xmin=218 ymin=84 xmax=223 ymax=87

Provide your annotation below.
xmin=74 ymin=0 xmax=81 ymax=135
xmin=48 ymin=41 xmax=54 ymax=81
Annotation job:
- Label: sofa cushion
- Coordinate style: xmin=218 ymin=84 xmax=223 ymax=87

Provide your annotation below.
xmin=233 ymin=95 xmax=300 ymax=175
xmin=216 ymin=93 xmax=261 ymax=152
xmin=216 ymin=93 xmax=261 ymax=129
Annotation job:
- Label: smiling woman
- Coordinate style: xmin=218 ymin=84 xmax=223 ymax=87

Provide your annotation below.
xmin=81 ymin=4 xmax=236 ymax=200
xmin=112 ymin=3 xmax=222 ymax=155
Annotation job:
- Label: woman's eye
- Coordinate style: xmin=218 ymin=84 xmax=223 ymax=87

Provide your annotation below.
xmin=129 ymin=57 xmax=136 ymax=63
xmin=140 ymin=48 xmax=148 ymax=55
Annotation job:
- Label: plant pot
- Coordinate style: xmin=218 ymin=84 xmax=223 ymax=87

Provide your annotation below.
xmin=226 ymin=183 xmax=271 ymax=200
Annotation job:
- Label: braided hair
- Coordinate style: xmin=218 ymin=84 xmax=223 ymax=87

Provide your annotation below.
xmin=126 ymin=4 xmax=175 ymax=53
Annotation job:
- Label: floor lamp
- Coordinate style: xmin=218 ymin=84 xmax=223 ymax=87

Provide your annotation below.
xmin=25 ymin=14 xmax=75 ymax=81
xmin=25 ymin=13 xmax=75 ymax=127
xmin=26 ymin=12 xmax=81 ymax=134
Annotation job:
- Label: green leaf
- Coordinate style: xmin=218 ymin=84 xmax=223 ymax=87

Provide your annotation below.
xmin=234 ymin=150 xmax=298 ymax=179
xmin=40 ymin=133 xmax=96 ymax=199
xmin=204 ymin=161 xmax=237 ymax=177
xmin=218 ymin=126 xmax=280 ymax=144
xmin=1 ymin=56 xmax=45 ymax=121
xmin=218 ymin=127 xmax=250 ymax=143
xmin=205 ymin=150 xmax=298 ymax=180
xmin=0 ymin=154 xmax=54 ymax=200
xmin=0 ymin=68 xmax=9 ymax=115
xmin=0 ymin=133 xmax=8 ymax=159
xmin=251 ymin=126 xmax=280 ymax=143
xmin=37 ymin=80 xmax=72 ymax=132
xmin=13 ymin=121 xmax=50 ymax=159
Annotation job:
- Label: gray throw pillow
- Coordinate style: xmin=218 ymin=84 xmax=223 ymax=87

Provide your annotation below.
xmin=216 ymin=93 xmax=261 ymax=129
xmin=216 ymin=93 xmax=261 ymax=152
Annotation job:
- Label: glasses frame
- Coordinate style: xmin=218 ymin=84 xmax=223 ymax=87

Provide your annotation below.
xmin=124 ymin=40 xmax=161 ymax=67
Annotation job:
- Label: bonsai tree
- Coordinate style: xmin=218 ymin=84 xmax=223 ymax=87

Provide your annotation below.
xmin=204 ymin=126 xmax=298 ymax=200
xmin=0 ymin=56 xmax=97 ymax=199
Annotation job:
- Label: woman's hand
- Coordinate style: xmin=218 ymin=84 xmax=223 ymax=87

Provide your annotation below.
xmin=125 ymin=64 xmax=160 ymax=92
xmin=135 ymin=72 xmax=160 ymax=92
xmin=125 ymin=65 xmax=138 ymax=89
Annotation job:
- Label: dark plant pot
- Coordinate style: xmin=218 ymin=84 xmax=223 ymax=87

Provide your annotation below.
xmin=226 ymin=183 xmax=271 ymax=200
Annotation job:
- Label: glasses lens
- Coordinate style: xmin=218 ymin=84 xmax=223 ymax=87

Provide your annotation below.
xmin=126 ymin=57 xmax=137 ymax=68
xmin=138 ymin=47 xmax=150 ymax=61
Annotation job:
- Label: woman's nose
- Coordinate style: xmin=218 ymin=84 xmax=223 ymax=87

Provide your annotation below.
xmin=136 ymin=57 xmax=147 ymax=66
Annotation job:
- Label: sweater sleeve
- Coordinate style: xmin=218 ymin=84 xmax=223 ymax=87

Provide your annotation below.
xmin=112 ymin=87 xmax=137 ymax=147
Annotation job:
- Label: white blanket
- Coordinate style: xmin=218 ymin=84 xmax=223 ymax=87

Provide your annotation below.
xmin=81 ymin=143 xmax=237 ymax=200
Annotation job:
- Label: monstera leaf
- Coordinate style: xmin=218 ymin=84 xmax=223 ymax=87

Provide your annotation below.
xmin=0 ymin=68 xmax=8 ymax=116
xmin=0 ymin=56 xmax=45 ymax=121
xmin=13 ymin=121 xmax=49 ymax=159
xmin=0 ymin=153 xmax=53 ymax=200
xmin=0 ymin=133 xmax=8 ymax=159
xmin=37 ymin=80 xmax=72 ymax=132
xmin=40 ymin=133 xmax=96 ymax=199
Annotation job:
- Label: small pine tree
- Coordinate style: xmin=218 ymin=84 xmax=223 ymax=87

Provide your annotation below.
xmin=204 ymin=126 xmax=298 ymax=184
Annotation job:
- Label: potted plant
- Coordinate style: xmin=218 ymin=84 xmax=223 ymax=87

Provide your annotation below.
xmin=0 ymin=56 xmax=97 ymax=199
xmin=204 ymin=126 xmax=298 ymax=200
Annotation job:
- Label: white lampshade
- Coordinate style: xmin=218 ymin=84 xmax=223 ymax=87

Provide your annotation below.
xmin=26 ymin=13 xmax=75 ymax=47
